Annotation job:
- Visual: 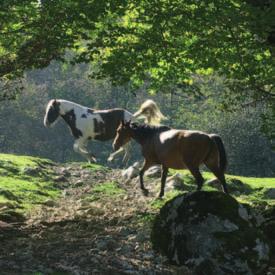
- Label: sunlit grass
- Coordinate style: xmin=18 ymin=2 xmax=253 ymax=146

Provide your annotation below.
xmin=85 ymin=181 xmax=126 ymax=202
xmin=0 ymin=154 xmax=60 ymax=212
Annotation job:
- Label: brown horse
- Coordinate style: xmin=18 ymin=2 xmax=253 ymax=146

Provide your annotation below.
xmin=113 ymin=121 xmax=228 ymax=197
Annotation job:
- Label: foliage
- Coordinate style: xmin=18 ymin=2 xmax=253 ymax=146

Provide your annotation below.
xmin=0 ymin=1 xmax=274 ymax=98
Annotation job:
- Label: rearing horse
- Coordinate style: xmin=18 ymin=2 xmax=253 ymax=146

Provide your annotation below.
xmin=113 ymin=121 xmax=228 ymax=197
xmin=43 ymin=99 xmax=165 ymax=162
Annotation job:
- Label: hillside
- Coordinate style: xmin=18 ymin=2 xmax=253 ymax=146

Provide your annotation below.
xmin=0 ymin=153 xmax=274 ymax=274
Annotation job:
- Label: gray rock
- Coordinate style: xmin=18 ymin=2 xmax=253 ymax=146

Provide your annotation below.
xmin=22 ymin=166 xmax=41 ymax=176
xmin=59 ymin=167 xmax=71 ymax=177
xmin=43 ymin=199 xmax=57 ymax=207
xmin=96 ymin=238 xmax=119 ymax=251
xmin=260 ymin=206 xmax=275 ymax=254
xmin=145 ymin=165 xmax=161 ymax=178
xmin=122 ymin=162 xmax=141 ymax=181
xmin=207 ymin=177 xmax=252 ymax=194
xmin=151 ymin=191 xmax=270 ymax=275
xmin=165 ymin=173 xmax=185 ymax=192
xmin=206 ymin=178 xmax=220 ymax=188
xmin=53 ymin=175 xmax=68 ymax=182
xmin=74 ymin=179 xmax=84 ymax=187
xmin=264 ymin=188 xmax=275 ymax=199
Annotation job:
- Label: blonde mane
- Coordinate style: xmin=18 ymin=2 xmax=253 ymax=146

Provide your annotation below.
xmin=133 ymin=99 xmax=166 ymax=125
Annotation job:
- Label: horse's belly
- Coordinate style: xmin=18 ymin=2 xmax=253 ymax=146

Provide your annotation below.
xmin=160 ymin=155 xmax=186 ymax=170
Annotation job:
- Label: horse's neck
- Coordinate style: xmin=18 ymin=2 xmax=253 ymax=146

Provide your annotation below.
xmin=131 ymin=129 xmax=151 ymax=145
xmin=59 ymin=100 xmax=85 ymax=114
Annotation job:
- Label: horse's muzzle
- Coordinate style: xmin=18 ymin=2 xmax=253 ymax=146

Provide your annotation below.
xmin=44 ymin=119 xmax=54 ymax=128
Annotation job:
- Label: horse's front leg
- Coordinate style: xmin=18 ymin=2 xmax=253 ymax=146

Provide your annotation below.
xmin=139 ymin=160 xmax=152 ymax=196
xmin=159 ymin=166 xmax=168 ymax=198
xmin=73 ymin=138 xmax=96 ymax=163
xmin=122 ymin=142 xmax=131 ymax=164
xmin=108 ymin=143 xmax=131 ymax=163
xmin=107 ymin=147 xmax=124 ymax=162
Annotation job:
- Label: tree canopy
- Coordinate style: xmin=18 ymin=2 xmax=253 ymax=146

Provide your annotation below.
xmin=0 ymin=0 xmax=274 ymax=136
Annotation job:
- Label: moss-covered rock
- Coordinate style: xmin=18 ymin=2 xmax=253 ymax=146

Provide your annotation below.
xmin=260 ymin=206 xmax=275 ymax=254
xmin=151 ymin=191 xmax=270 ymax=275
xmin=264 ymin=188 xmax=275 ymax=199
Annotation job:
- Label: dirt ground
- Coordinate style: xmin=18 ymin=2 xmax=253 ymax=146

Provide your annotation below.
xmin=0 ymin=163 xmax=191 ymax=275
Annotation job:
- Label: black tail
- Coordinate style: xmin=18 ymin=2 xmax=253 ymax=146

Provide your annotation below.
xmin=210 ymin=134 xmax=227 ymax=173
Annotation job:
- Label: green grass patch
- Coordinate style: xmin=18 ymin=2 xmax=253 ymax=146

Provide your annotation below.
xmin=86 ymin=181 xmax=125 ymax=202
xmin=0 ymin=153 xmax=53 ymax=168
xmin=168 ymin=169 xmax=275 ymax=210
xmin=150 ymin=190 xmax=184 ymax=209
xmin=0 ymin=154 xmax=60 ymax=218
xmin=81 ymin=162 xmax=109 ymax=172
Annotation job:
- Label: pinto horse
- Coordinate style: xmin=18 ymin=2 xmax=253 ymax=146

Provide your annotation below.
xmin=113 ymin=121 xmax=228 ymax=197
xmin=43 ymin=99 xmax=165 ymax=162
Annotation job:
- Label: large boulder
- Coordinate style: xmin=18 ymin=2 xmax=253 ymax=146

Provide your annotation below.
xmin=121 ymin=162 xmax=141 ymax=182
xmin=144 ymin=165 xmax=161 ymax=178
xmin=151 ymin=191 xmax=270 ymax=275
xmin=264 ymin=188 xmax=275 ymax=199
xmin=165 ymin=173 xmax=187 ymax=192
xmin=260 ymin=206 xmax=275 ymax=254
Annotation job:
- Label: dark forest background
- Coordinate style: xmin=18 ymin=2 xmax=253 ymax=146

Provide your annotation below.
xmin=0 ymin=61 xmax=274 ymax=177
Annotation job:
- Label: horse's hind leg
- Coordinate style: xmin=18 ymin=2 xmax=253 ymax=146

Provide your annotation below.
xmin=159 ymin=166 xmax=168 ymax=198
xmin=74 ymin=138 xmax=96 ymax=163
xmin=139 ymin=160 xmax=152 ymax=196
xmin=205 ymin=161 xmax=228 ymax=194
xmin=187 ymin=166 xmax=204 ymax=191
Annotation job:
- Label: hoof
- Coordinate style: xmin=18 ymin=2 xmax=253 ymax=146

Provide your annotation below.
xmin=158 ymin=193 xmax=164 ymax=199
xmin=142 ymin=188 xmax=149 ymax=196
xmin=88 ymin=157 xmax=97 ymax=163
xmin=223 ymin=189 xmax=229 ymax=194
xmin=107 ymin=156 xmax=114 ymax=162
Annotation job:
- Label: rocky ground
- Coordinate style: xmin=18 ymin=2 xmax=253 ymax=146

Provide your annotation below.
xmin=0 ymin=162 xmax=192 ymax=275
xmin=0 ymin=159 xmax=275 ymax=275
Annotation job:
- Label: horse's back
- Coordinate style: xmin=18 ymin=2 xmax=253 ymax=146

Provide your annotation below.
xmin=158 ymin=129 xmax=210 ymax=144
xmin=92 ymin=108 xmax=127 ymax=141
xmin=155 ymin=129 xmax=214 ymax=168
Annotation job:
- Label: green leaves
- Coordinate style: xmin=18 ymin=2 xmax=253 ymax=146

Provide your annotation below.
xmin=0 ymin=0 xmax=274 ymax=134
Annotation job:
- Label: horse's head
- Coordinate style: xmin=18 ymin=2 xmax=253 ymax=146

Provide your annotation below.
xmin=113 ymin=120 xmax=132 ymax=151
xmin=44 ymin=99 xmax=61 ymax=127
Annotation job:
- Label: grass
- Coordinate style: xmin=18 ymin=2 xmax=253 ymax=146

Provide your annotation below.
xmin=81 ymin=162 xmax=109 ymax=172
xmin=85 ymin=181 xmax=126 ymax=202
xmin=0 ymin=153 xmax=60 ymax=217
xmin=0 ymin=153 xmax=53 ymax=168
xmin=172 ymin=169 xmax=275 ymax=188
xmin=168 ymin=169 xmax=275 ymax=210
xmin=0 ymin=152 xmax=274 ymax=221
